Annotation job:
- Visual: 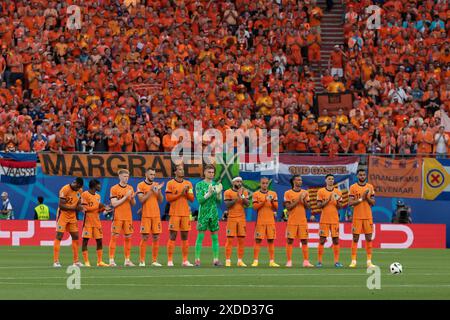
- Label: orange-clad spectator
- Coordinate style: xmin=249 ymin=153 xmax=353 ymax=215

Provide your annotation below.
xmin=318 ymin=109 xmax=332 ymax=134
xmin=353 ymin=127 xmax=370 ymax=154
xmin=107 ymin=129 xmax=122 ymax=153
xmin=133 ymin=125 xmax=148 ymax=152
xmin=308 ymin=132 xmax=322 ymax=154
xmin=162 ymin=127 xmax=177 ymax=152
xmin=147 ymin=130 xmax=161 ymax=152
xmin=416 ymin=123 xmax=435 ymax=155
xmin=16 ymin=124 xmax=32 ymax=152
xmin=303 ymin=114 xmax=319 ymax=140
xmin=329 ymin=45 xmax=345 ymax=77
xmin=326 ymin=75 xmax=346 ymax=93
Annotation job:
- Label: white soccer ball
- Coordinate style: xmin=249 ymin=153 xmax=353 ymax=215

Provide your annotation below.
xmin=390 ymin=262 xmax=403 ymax=274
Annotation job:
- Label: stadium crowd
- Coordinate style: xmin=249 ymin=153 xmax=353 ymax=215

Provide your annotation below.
xmin=0 ymin=0 xmax=448 ymax=157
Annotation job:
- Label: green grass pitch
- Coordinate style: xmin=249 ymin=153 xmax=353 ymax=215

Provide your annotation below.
xmin=0 ymin=246 xmax=449 ymax=299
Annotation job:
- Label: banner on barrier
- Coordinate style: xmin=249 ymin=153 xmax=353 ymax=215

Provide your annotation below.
xmin=368 ymin=156 xmax=422 ymax=198
xmin=0 ymin=221 xmax=444 ymax=248
xmin=272 ymin=155 xmax=359 ymax=214
xmin=38 ymin=153 xmax=203 ymax=178
xmin=423 ymin=158 xmax=450 ymax=201
xmin=0 ymin=153 xmax=37 ymax=185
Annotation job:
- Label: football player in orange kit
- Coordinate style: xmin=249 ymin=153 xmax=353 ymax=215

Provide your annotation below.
xmin=316 ymin=174 xmax=344 ymax=268
xmin=109 ymin=169 xmax=136 ymax=267
xmin=80 ymin=179 xmax=111 ymax=267
xmin=224 ymin=176 xmax=249 ymax=267
xmin=348 ymin=169 xmax=376 ymax=268
xmin=136 ymin=167 xmax=164 ymax=267
xmin=165 ymin=164 xmax=195 ymax=267
xmin=283 ymin=175 xmax=314 ymax=268
xmin=251 ymin=177 xmax=280 ymax=267
xmin=53 ymin=177 xmax=84 ymax=267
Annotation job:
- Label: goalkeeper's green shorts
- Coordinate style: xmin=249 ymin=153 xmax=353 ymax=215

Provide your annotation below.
xmin=197 ymin=215 xmax=220 ymax=232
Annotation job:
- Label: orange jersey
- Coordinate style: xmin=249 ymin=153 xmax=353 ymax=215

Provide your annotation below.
xmin=136 ymin=180 xmax=161 ymax=218
xmin=349 ymin=183 xmax=374 ymax=220
xmin=252 ymin=190 xmax=278 ymax=225
xmin=81 ymin=191 xmax=102 ymax=228
xmin=284 ymin=189 xmax=309 ymax=225
xmin=317 ymin=187 xmax=342 ymax=224
xmin=165 ymin=179 xmax=194 ymax=217
xmin=224 ymin=188 xmax=248 ymax=221
xmin=58 ymin=184 xmax=82 ymax=220
xmin=110 ymin=184 xmax=134 ymax=221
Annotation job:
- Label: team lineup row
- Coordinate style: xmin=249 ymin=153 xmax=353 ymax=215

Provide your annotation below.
xmin=53 ymin=164 xmax=376 ymax=269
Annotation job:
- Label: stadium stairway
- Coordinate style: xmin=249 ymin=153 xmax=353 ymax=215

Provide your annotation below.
xmin=310 ymin=0 xmax=345 ymax=94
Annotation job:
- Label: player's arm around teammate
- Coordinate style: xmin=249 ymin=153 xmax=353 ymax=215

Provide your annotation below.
xmin=283 ymin=175 xmax=314 ymax=268
xmin=251 ymin=177 xmax=280 ymax=267
xmin=348 ymin=169 xmax=376 ymax=268
xmin=53 ymin=177 xmax=84 ymax=267
xmin=136 ymin=167 xmax=164 ymax=267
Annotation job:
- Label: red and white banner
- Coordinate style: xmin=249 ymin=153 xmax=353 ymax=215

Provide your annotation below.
xmin=0 ymin=221 xmax=445 ymax=248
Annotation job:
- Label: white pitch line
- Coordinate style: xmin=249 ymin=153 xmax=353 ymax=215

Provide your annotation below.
xmin=0 ymin=282 xmax=450 ymax=289
xmin=0 ymin=273 xmax=450 ymax=281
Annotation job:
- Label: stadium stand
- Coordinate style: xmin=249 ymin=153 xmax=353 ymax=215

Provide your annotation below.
xmin=0 ymin=0 xmax=448 ymax=156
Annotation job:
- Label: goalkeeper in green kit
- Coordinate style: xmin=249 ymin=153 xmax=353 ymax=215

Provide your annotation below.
xmin=194 ymin=164 xmax=223 ymax=267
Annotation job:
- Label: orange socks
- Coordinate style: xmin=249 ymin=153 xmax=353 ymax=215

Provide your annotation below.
xmin=53 ymin=239 xmax=61 ymax=263
xmin=72 ymin=239 xmax=79 ymax=263
xmin=139 ymin=239 xmax=147 ymax=262
xmin=286 ymin=243 xmax=293 ymax=261
xmin=253 ymin=242 xmax=261 ymax=260
xmin=237 ymin=237 xmax=245 ymax=260
xmin=167 ymin=239 xmax=175 ymax=262
xmin=366 ymin=241 xmax=373 ymax=261
xmin=109 ymin=235 xmax=118 ymax=260
xmin=333 ymin=244 xmax=340 ymax=263
xmin=225 ymin=238 xmax=233 ymax=260
xmin=96 ymin=249 xmax=103 ymax=264
xmin=317 ymin=243 xmax=324 ymax=263
xmin=301 ymin=244 xmax=309 ymax=261
xmin=82 ymin=250 xmax=89 ymax=264
xmin=124 ymin=238 xmax=131 ymax=260
xmin=182 ymin=240 xmax=189 ymax=262
xmin=351 ymin=241 xmax=358 ymax=261
xmin=268 ymin=242 xmax=275 ymax=261
xmin=152 ymin=239 xmax=159 ymax=263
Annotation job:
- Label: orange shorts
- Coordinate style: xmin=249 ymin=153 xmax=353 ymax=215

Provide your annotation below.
xmin=226 ymin=220 xmax=246 ymax=237
xmin=112 ymin=220 xmax=134 ymax=235
xmin=140 ymin=217 xmax=162 ymax=234
xmin=319 ymin=223 xmax=339 ymax=238
xmin=254 ymin=224 xmax=276 ymax=240
xmin=82 ymin=226 xmax=103 ymax=239
xmin=286 ymin=224 xmax=309 ymax=240
xmin=169 ymin=216 xmax=191 ymax=232
xmin=352 ymin=219 xmax=373 ymax=235
xmin=56 ymin=215 xmax=78 ymax=233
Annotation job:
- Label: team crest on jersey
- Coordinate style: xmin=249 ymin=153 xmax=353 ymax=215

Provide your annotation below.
xmin=226 ymin=229 xmax=230 ymax=235
xmin=141 ymin=226 xmax=145 ymax=231
xmin=84 ymin=231 xmax=88 ymax=236
xmin=169 ymin=224 xmax=174 ymax=229
xmin=352 ymin=227 xmax=356 ymax=233
xmin=57 ymin=225 xmax=63 ymax=230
